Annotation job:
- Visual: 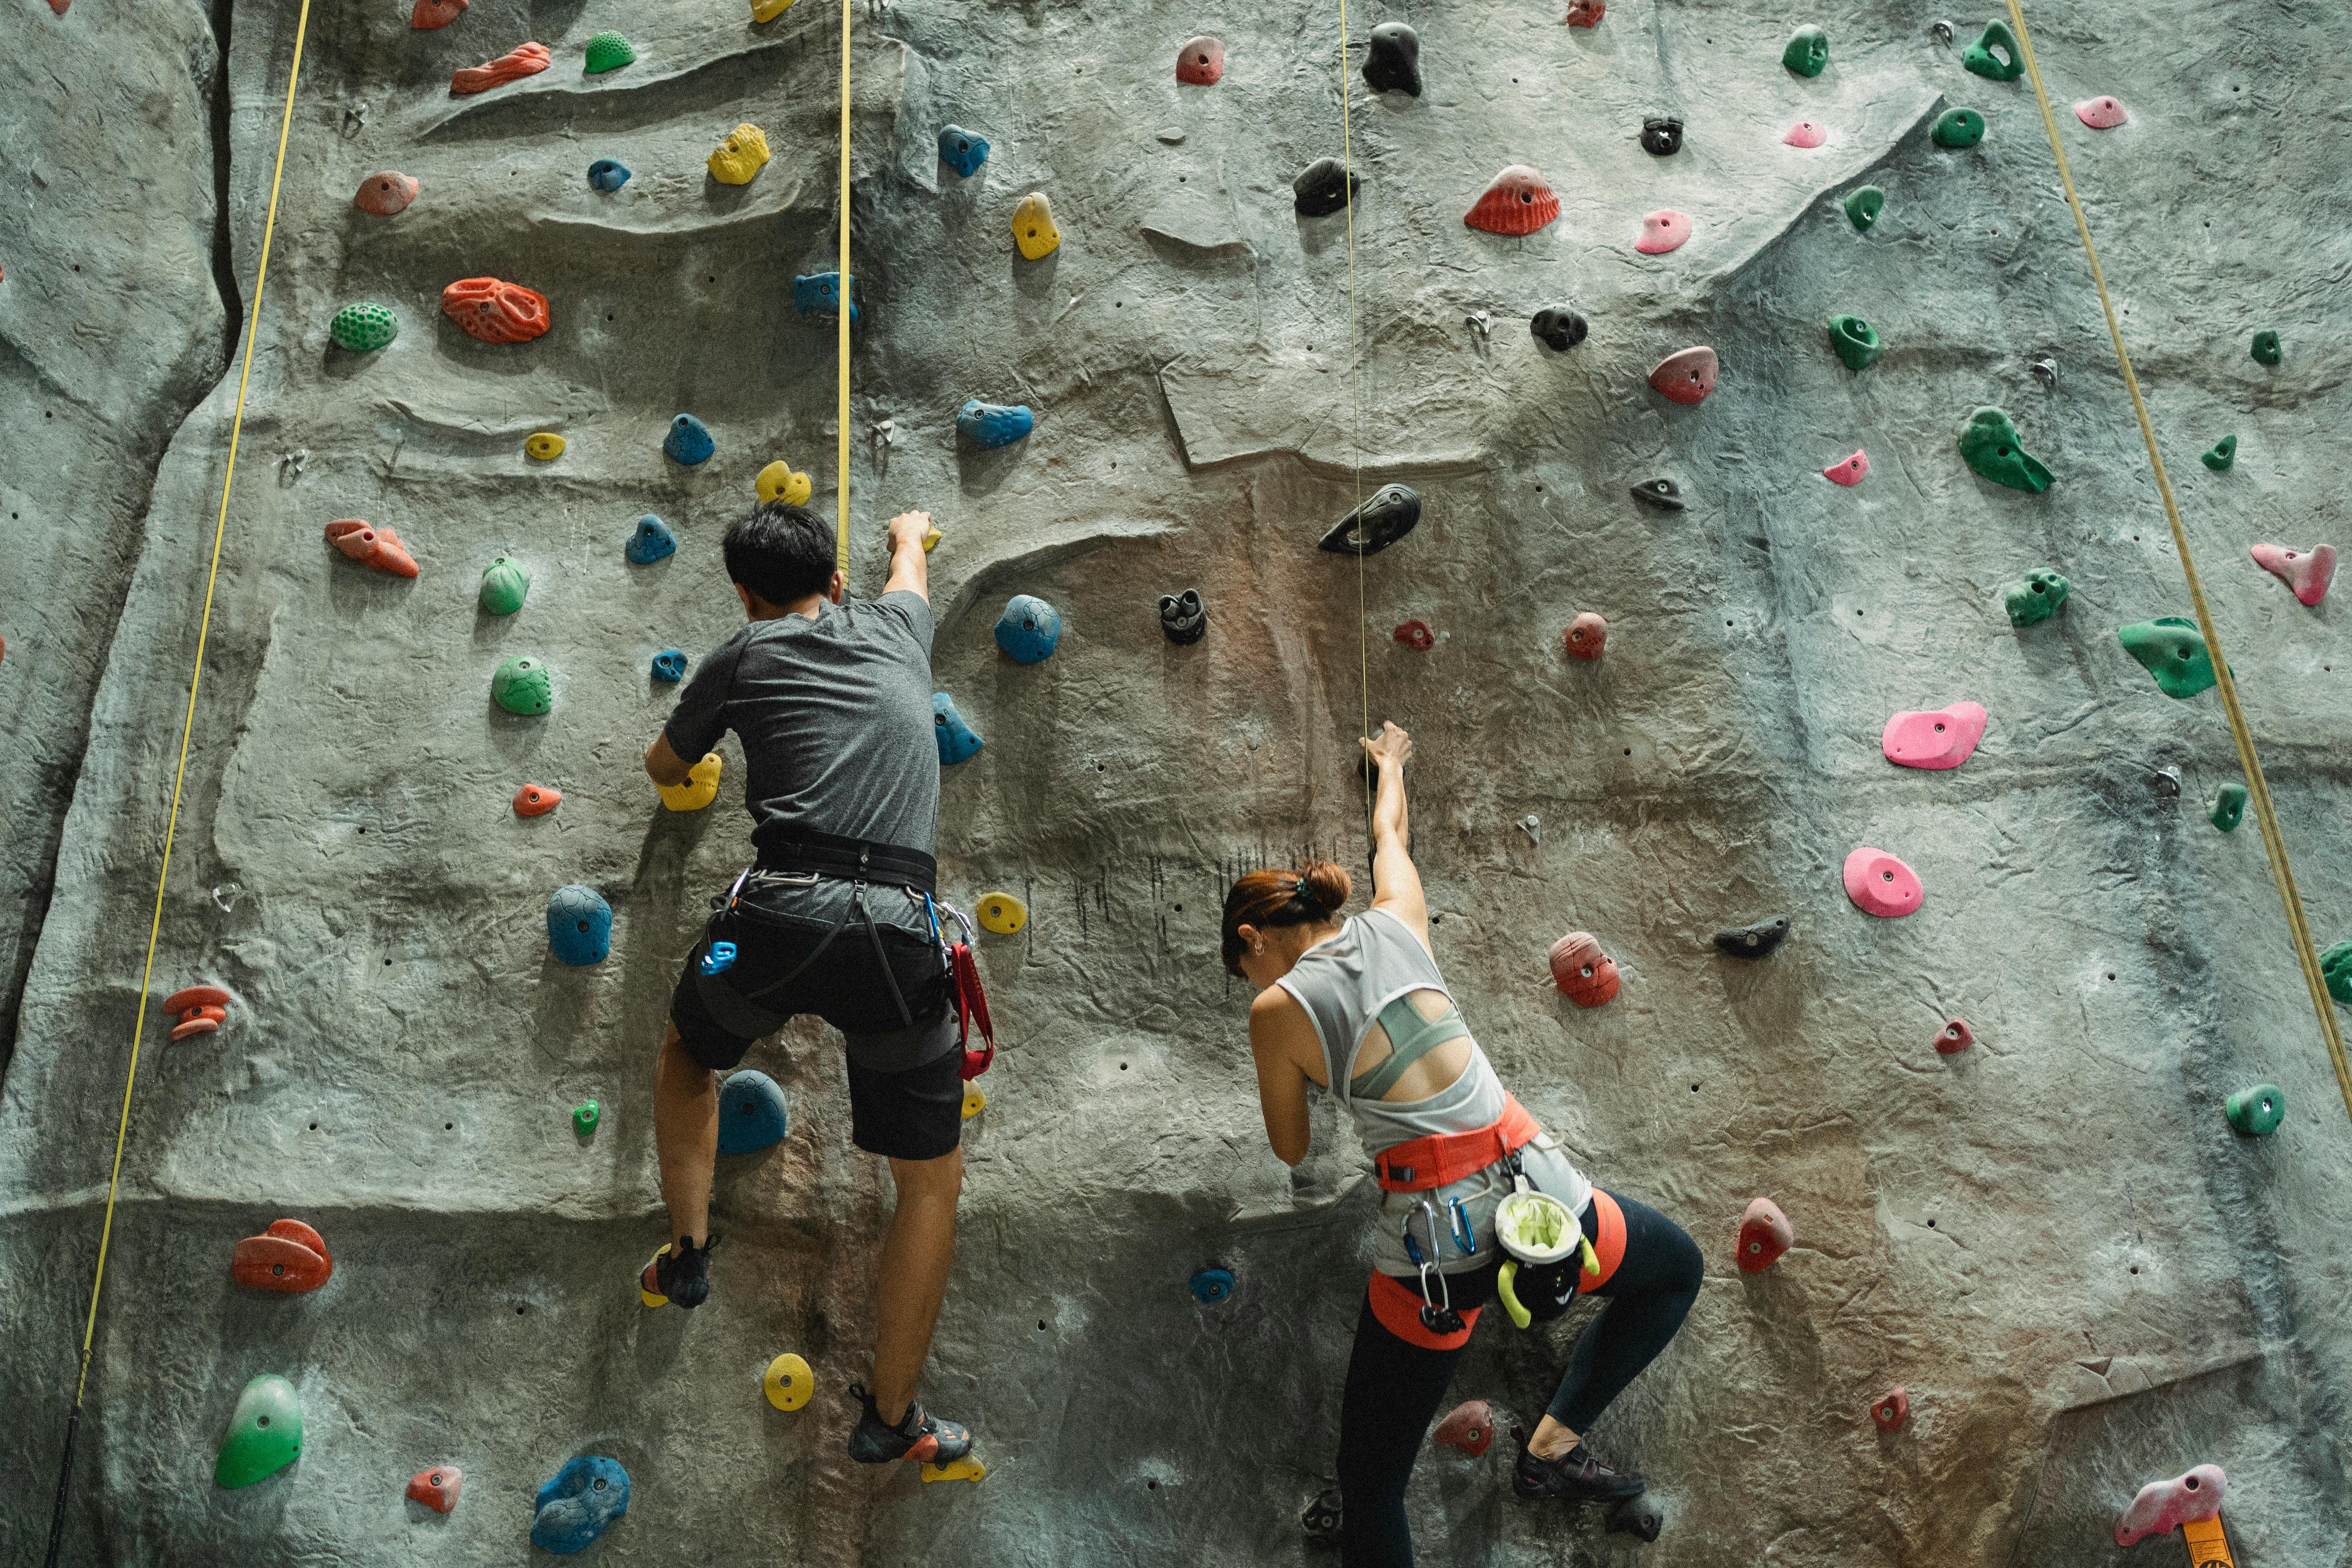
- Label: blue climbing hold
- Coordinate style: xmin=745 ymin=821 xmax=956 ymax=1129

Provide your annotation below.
xmin=717 ymin=1069 xmax=789 ymax=1154
xmin=956 ymin=399 xmax=1034 ymax=449
xmin=626 ymin=515 xmax=675 ymax=564
xmin=531 ymin=1456 xmax=630 ymax=1556
xmin=547 ymin=885 xmax=612 ymax=967
xmin=663 ymin=414 xmax=715 ymax=466
xmin=1190 ymin=1267 xmax=1236 ymax=1305
xmin=587 ymin=158 xmax=631 ymax=192
xmin=793 ymin=272 xmax=859 ymax=324
xmin=993 ymin=595 xmax=1061 ymax=664
xmin=934 ymin=693 xmax=983 ymax=765
xmin=938 ymin=125 xmax=990 ymax=178
xmin=651 ymin=648 xmax=688 ymax=682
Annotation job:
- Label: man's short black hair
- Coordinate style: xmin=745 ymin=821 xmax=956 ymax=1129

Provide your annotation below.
xmin=723 ymin=501 xmax=835 ymax=606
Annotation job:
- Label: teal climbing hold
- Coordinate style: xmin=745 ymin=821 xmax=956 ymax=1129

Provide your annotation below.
xmin=938 ymin=125 xmax=990 ymax=178
xmin=588 ymin=158 xmax=631 ymax=192
xmin=215 ymin=1374 xmax=303 ymax=1489
xmin=584 ymin=30 xmax=635 ymax=73
xmin=2201 ymin=435 xmax=2238 ymax=472
xmin=956 ymin=399 xmax=1034 ymax=448
xmin=2004 ymin=569 xmax=2071 ymax=626
xmin=2251 ymin=330 xmax=2282 ymax=366
xmin=1932 ymin=108 xmax=1986 ymax=148
xmin=651 ymin=648 xmax=687 ymax=683
xmin=793 ymin=272 xmax=858 ymax=323
xmin=934 ymin=693 xmax=982 ymax=765
xmin=2210 ymin=782 xmax=2248 ymax=833
xmin=2117 ymin=618 xmax=2217 ymax=699
xmin=1844 ymin=185 xmax=1884 ymax=232
xmin=1827 ymin=314 xmax=1881 ymax=370
xmin=993 ymin=595 xmax=1061 ymax=664
xmin=532 ymin=1456 xmax=630 ymax=1555
xmin=547 ymin=885 xmax=612 ymax=965
xmin=2322 ymin=940 xmax=2352 ymax=1004
xmin=479 ymin=554 xmax=529 ymax=616
xmin=1958 ymin=407 xmax=2053 ymax=492
xmin=1189 ymin=1267 xmax=1236 ymax=1305
xmin=493 ymin=655 xmax=552 ymax=715
xmin=717 ymin=1069 xmax=789 ymax=1153
xmin=626 ymin=515 xmax=675 ymax=565
xmin=1962 ymin=19 xmax=2022 ymax=80
xmin=664 ymin=414 xmax=715 ymax=465
xmin=2224 ymin=1083 xmax=2284 ymax=1136
xmin=330 ymin=303 xmax=398 ymax=353
xmin=1782 ymin=24 xmax=1828 ymax=76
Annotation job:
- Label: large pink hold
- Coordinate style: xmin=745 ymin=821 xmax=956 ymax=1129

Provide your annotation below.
xmin=2074 ymin=96 xmax=2128 ymax=129
xmin=2115 ymin=1465 xmax=2225 ymax=1547
xmin=1824 ymin=450 xmax=1868 ymax=486
xmin=450 ymin=41 xmax=549 ymax=95
xmin=2250 ymin=542 xmax=2336 ymax=606
xmin=1648 ymin=346 xmax=1718 ymax=405
xmin=1880 ymin=701 xmax=1986 ymax=769
xmin=1782 ymin=120 xmax=1827 ymax=148
xmin=1635 ymin=209 xmax=1691 ymax=254
xmin=1843 ymin=847 xmax=1922 ymax=918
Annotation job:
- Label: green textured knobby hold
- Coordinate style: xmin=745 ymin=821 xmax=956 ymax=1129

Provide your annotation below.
xmin=493 ymin=655 xmax=553 ymax=716
xmin=2224 ymin=1083 xmax=2285 ymax=1137
xmin=1933 ymin=108 xmax=1986 ymax=149
xmin=583 ymin=30 xmax=636 ymax=73
xmin=1844 ymin=185 xmax=1884 ymax=232
xmin=2251 ymin=330 xmax=2282 ymax=366
xmin=479 ymin=555 xmax=530 ymax=616
xmin=1962 ymin=19 xmax=2023 ymax=80
xmin=1958 ymin=407 xmax=2053 ymax=492
xmin=2201 ymin=435 xmax=2238 ymax=472
xmin=2210 ymin=782 xmax=2249 ymax=833
xmin=215 ymin=1374 xmax=303 ymax=1489
xmin=330 ymin=303 xmax=398 ymax=354
xmin=2117 ymin=618 xmax=2217 ymax=699
xmin=1782 ymin=24 xmax=1828 ymax=76
xmin=574 ymin=1100 xmax=600 ymax=1134
xmin=2004 ymin=568 xmax=2071 ymax=626
xmin=1827 ymin=314 xmax=1882 ymax=371
xmin=2321 ymin=940 xmax=2352 ymax=1005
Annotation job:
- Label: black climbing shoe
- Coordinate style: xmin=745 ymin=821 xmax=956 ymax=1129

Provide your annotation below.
xmin=1514 ymin=1440 xmax=1647 ymax=1503
xmin=638 ymin=1234 xmax=718 ymax=1309
xmin=846 ymin=1382 xmax=974 ymax=1466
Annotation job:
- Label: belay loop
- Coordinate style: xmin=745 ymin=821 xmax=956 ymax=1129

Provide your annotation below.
xmin=950 ymin=941 xmax=994 ymax=1080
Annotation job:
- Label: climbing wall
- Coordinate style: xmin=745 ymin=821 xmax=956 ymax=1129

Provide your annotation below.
xmin=5 ymin=0 xmax=2352 ymax=1562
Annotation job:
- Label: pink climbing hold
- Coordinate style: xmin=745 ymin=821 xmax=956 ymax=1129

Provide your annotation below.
xmin=1464 ymin=167 xmax=1561 ymax=236
xmin=1563 ymin=612 xmax=1608 ymax=659
xmin=2250 ymin=542 xmax=2336 ymax=606
xmin=1434 ymin=1399 xmax=1495 ymax=1457
xmin=2074 ymin=96 xmax=2128 ymax=130
xmin=450 ymin=41 xmax=550 ymax=95
xmin=1935 ymin=1018 xmax=1973 ymax=1054
xmin=411 ymin=0 xmax=467 ymax=27
xmin=1824 ymin=450 xmax=1869 ymax=486
xmin=1880 ymin=701 xmax=1986 ymax=770
xmin=408 ymin=1465 xmax=463 ymax=1513
xmin=1562 ymin=0 xmax=1604 ymax=26
xmin=1176 ymin=35 xmax=1224 ymax=86
xmin=1738 ymin=1197 xmax=1792 ymax=1272
xmin=326 ymin=518 xmax=421 ymax=577
xmin=1394 ymin=619 xmax=1434 ymax=652
xmin=1635 ymin=210 xmax=1691 ymax=255
xmin=354 ymin=171 xmax=419 ymax=217
xmin=47 ymin=0 xmax=68 ymax=13
xmin=1648 ymin=346 xmax=1719 ymax=405
xmin=1782 ymin=120 xmax=1827 ymax=148
xmin=2115 ymin=1465 xmax=2226 ymax=1547
xmin=1842 ymin=847 xmax=1922 ymax=918
xmin=1870 ymin=1388 xmax=1909 ymax=1431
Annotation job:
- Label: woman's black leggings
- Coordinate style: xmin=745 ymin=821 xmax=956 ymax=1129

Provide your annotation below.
xmin=1334 ymin=1190 xmax=1702 ymax=1568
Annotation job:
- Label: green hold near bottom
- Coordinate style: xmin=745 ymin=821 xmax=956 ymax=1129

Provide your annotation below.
xmin=2320 ymin=940 xmax=2352 ymax=1005
xmin=2251 ymin=330 xmax=2282 ymax=366
xmin=2117 ymin=617 xmax=2217 ymax=699
xmin=1827 ymin=314 xmax=1882 ymax=370
xmin=2224 ymin=1083 xmax=2285 ymax=1137
xmin=2210 ymin=782 xmax=2248 ymax=832
xmin=574 ymin=1100 xmax=600 ymax=1135
xmin=2004 ymin=568 xmax=2071 ymax=626
xmin=1959 ymin=407 xmax=2053 ymax=492
xmin=216 ymin=1374 xmax=303 ymax=1489
xmin=1844 ymin=185 xmax=1884 ymax=232
xmin=493 ymin=655 xmax=552 ymax=715
xmin=2201 ymin=435 xmax=2238 ymax=472
xmin=480 ymin=555 xmax=530 ymax=616
xmin=330 ymin=303 xmax=398 ymax=354
xmin=1933 ymin=108 xmax=1986 ymax=149
xmin=584 ymin=29 xmax=636 ymax=73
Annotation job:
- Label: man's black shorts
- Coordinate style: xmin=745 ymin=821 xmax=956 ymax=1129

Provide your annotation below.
xmin=668 ymin=874 xmax=962 ymax=1162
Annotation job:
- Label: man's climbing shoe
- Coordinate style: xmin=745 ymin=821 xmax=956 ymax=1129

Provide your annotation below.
xmin=847 ymin=1383 xmax=974 ymax=1466
xmin=1514 ymin=1440 xmax=1647 ymax=1503
xmin=639 ymin=1235 xmax=718 ymax=1309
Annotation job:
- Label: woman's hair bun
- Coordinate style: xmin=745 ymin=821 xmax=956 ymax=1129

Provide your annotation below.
xmin=1297 ymin=859 xmax=1354 ymax=913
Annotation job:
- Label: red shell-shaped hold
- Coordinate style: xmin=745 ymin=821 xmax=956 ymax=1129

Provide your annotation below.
xmin=1738 ymin=1196 xmax=1792 ymax=1272
xmin=441 ymin=277 xmax=550 ymax=345
xmin=411 ymin=0 xmax=466 ymax=28
xmin=1434 ymin=1399 xmax=1495 ymax=1457
xmin=1842 ymin=847 xmax=1922 ymax=917
xmin=1648 ymin=346 xmax=1719 ymax=405
xmin=450 ymin=42 xmax=550 ymax=95
xmin=354 ymin=171 xmax=419 ymax=216
xmin=1176 ymin=35 xmax=1224 ymax=85
xmin=1635 ymin=209 xmax=1691 ymax=255
xmin=408 ymin=1465 xmax=464 ymax=1512
xmin=1548 ymin=931 xmax=1621 ymax=1007
xmin=325 ymin=519 xmax=420 ymax=577
xmin=231 ymin=1220 xmax=334 ymax=1293
xmin=1563 ymin=612 xmax=1608 ymax=659
xmin=2250 ymin=542 xmax=2336 ymax=607
xmin=1824 ymin=450 xmax=1869 ymax=486
xmin=514 ymin=783 xmax=562 ymax=816
xmin=1935 ymin=1018 xmax=1973 ymax=1054
xmin=1562 ymin=0 xmax=1604 ymax=25
xmin=1464 ymin=165 xmax=1561 ymax=236
xmin=1393 ymin=619 xmax=1434 ymax=651
xmin=1871 ymin=1387 xmax=1909 ymax=1431
xmin=48 ymin=0 xmax=70 ymax=12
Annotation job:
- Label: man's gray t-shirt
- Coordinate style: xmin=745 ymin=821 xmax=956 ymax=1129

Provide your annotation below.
xmin=661 ymin=590 xmax=939 ymax=860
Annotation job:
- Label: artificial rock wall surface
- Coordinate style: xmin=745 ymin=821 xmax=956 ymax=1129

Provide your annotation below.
xmin=3 ymin=0 xmax=2351 ymax=1563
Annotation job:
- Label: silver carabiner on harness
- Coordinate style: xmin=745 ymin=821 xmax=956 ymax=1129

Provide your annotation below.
xmin=1404 ymin=1200 xmax=1465 ymax=1336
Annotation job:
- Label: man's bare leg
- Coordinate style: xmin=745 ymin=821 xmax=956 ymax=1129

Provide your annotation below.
xmin=867 ymin=1145 xmax=963 ymax=1424
xmin=653 ymin=1024 xmax=719 ymax=1247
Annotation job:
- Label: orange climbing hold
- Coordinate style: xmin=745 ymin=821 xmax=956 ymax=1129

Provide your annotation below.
xmin=325 ymin=518 xmax=420 ymax=577
xmin=1549 ymin=931 xmax=1620 ymax=1007
xmin=231 ymin=1219 xmax=334 ymax=1293
xmin=353 ymin=171 xmax=419 ymax=216
xmin=411 ymin=0 xmax=466 ymax=27
xmin=441 ymin=278 xmax=550 ymax=344
xmin=1563 ymin=612 xmax=1608 ymax=659
xmin=1648 ymin=347 xmax=1719 ymax=405
xmin=450 ymin=42 xmax=550 ymax=95
xmin=1434 ymin=1400 xmax=1496 ymax=1456
xmin=514 ymin=784 xmax=561 ymax=817
xmin=1464 ymin=166 xmax=1561 ymax=235
xmin=162 ymin=985 xmax=232 ymax=1042
xmin=1738 ymin=1197 xmax=1792 ymax=1272
xmin=408 ymin=1465 xmax=463 ymax=1512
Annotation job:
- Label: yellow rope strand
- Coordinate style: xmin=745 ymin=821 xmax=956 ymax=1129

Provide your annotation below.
xmin=834 ymin=0 xmax=852 ymax=575
xmin=2003 ymin=0 xmax=2352 ymax=1126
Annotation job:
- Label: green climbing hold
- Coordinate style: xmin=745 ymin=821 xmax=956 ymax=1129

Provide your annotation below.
xmin=2117 ymin=618 xmax=2216 ymax=699
xmin=2251 ymin=330 xmax=2282 ymax=366
xmin=479 ymin=555 xmax=530 ymax=616
xmin=330 ymin=303 xmax=398 ymax=354
xmin=2224 ymin=1083 xmax=2285 ymax=1137
xmin=1844 ymin=185 xmax=1884 ymax=232
xmin=2210 ymin=782 xmax=2248 ymax=833
xmin=1962 ymin=20 xmax=2022 ymax=81
xmin=1782 ymin=24 xmax=1828 ymax=77
xmin=493 ymin=655 xmax=552 ymax=716
xmin=1958 ymin=407 xmax=2053 ymax=493
xmin=1827 ymin=314 xmax=1882 ymax=371
xmin=2322 ymin=940 xmax=2352 ymax=1004
xmin=584 ymin=30 xmax=635 ymax=73
xmin=2201 ymin=435 xmax=2238 ymax=472
xmin=574 ymin=1100 xmax=600 ymax=1135
xmin=1932 ymin=108 xmax=1986 ymax=149
xmin=2004 ymin=569 xmax=2071 ymax=626
xmin=215 ymin=1374 xmax=303 ymax=1489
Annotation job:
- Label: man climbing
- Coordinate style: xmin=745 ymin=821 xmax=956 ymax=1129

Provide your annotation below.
xmin=639 ymin=499 xmax=975 ymax=1470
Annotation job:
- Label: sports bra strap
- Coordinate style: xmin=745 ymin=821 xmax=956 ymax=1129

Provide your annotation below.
xmin=1349 ymin=992 xmax=1472 ymax=1101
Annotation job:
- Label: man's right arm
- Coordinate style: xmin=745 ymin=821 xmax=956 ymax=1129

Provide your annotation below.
xmin=881 ymin=511 xmax=932 ymax=603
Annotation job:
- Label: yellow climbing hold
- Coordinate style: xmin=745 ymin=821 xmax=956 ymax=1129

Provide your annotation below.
xmin=708 ymin=123 xmax=771 ymax=185
xmin=961 ymin=1087 xmax=986 ymax=1120
xmin=763 ymin=1352 xmax=813 ymax=1412
xmin=659 ymin=752 xmax=723 ymax=812
xmin=976 ymin=891 xmax=1028 ymax=935
xmin=921 ymin=1455 xmax=987 ymax=1484
xmin=922 ymin=524 xmax=942 ymax=553
xmin=524 ymin=432 xmax=565 ymax=461
xmin=1011 ymin=192 xmax=1061 ymax=260
xmin=756 ymin=461 xmax=811 ymax=506
xmin=638 ymin=1248 xmax=670 ymax=1308
xmin=750 ymin=0 xmax=792 ymax=19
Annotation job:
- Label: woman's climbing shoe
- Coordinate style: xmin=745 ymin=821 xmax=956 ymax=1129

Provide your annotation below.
xmin=638 ymin=1234 xmax=718 ymax=1308
xmin=846 ymin=1382 xmax=974 ymax=1465
xmin=1514 ymin=1440 xmax=1647 ymax=1503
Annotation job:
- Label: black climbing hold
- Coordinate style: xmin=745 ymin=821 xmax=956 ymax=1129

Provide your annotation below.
xmin=1159 ymin=588 xmax=1207 ymax=645
xmin=1641 ymin=116 xmax=1683 ymax=156
xmin=1713 ymin=917 xmax=1790 ymax=960
xmin=1530 ymin=308 xmax=1588 ymax=352
xmin=1630 ymin=477 xmax=1684 ymax=511
xmin=1317 ymin=484 xmax=1421 ymax=557
xmin=1607 ymin=1492 xmax=1664 ymax=1542
xmin=1293 ymin=157 xmax=1361 ymax=218
xmin=1301 ymin=1488 xmax=1343 ymax=1546
xmin=1363 ymin=22 xmax=1420 ymax=95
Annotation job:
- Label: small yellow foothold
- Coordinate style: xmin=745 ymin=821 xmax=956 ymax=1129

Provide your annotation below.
xmin=756 ymin=460 xmax=812 ymax=507
xmin=659 ymin=752 xmax=723 ymax=812
xmin=639 ymin=1248 xmax=670 ymax=1308
xmin=708 ymin=123 xmax=772 ymax=185
xmin=961 ymin=1087 xmax=986 ymax=1120
xmin=750 ymin=0 xmax=793 ymax=19
xmin=920 ymin=1455 xmax=987 ymax=1484
xmin=922 ymin=526 xmax=942 ymax=553
xmin=763 ymin=1352 xmax=813 ymax=1411
xmin=1011 ymin=192 xmax=1061 ymax=260
xmin=524 ymin=432 xmax=565 ymax=461
xmin=976 ymin=891 xmax=1028 ymax=936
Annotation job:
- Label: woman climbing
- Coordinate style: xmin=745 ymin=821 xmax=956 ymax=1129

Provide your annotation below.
xmin=1222 ymin=721 xmax=1703 ymax=1566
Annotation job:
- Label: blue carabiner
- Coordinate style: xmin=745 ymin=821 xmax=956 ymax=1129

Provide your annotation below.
xmin=700 ymin=940 xmax=737 ymax=976
xmin=1446 ymin=1196 xmax=1477 ymax=1257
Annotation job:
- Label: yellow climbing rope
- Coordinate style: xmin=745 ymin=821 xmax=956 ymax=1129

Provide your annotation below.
xmin=834 ymin=0 xmax=853 ymax=574
xmin=2002 ymin=0 xmax=2352 ymax=1128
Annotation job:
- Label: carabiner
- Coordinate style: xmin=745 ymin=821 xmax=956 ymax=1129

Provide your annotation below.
xmin=1446 ymin=1196 xmax=1477 ymax=1258
xmin=1410 ymin=1201 xmax=1464 ymax=1335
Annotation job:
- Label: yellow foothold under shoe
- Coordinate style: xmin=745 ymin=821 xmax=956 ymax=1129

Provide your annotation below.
xmin=708 ymin=123 xmax=771 ymax=185
xmin=639 ymin=1248 xmax=671 ymax=1308
xmin=659 ymin=752 xmax=723 ymax=812
xmin=921 ymin=1455 xmax=987 ymax=1484
xmin=1011 ymin=192 xmax=1060 ymax=260
xmin=756 ymin=460 xmax=811 ymax=506
xmin=961 ymin=1087 xmax=986 ymax=1120
xmin=750 ymin=0 xmax=792 ymax=19
xmin=976 ymin=891 xmax=1027 ymax=935
xmin=525 ymin=431 xmax=565 ymax=461
xmin=763 ymin=1352 xmax=813 ymax=1411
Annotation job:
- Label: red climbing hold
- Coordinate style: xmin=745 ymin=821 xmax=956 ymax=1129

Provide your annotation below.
xmin=231 ymin=1219 xmax=334 ymax=1293
xmin=1870 ymin=1388 xmax=1909 ymax=1431
xmin=1549 ymin=932 xmax=1621 ymax=1007
xmin=354 ymin=172 xmax=418 ymax=216
xmin=162 ymin=985 xmax=232 ymax=1042
xmin=411 ymin=0 xmax=466 ymax=27
xmin=1635 ymin=209 xmax=1691 ymax=255
xmin=325 ymin=518 xmax=420 ymax=577
xmin=1176 ymin=36 xmax=1224 ymax=85
xmin=1842 ymin=848 xmax=1922 ymax=918
xmin=1880 ymin=701 xmax=1986 ymax=770
xmin=1824 ymin=450 xmax=1869 ymax=486
xmin=1563 ymin=612 xmax=1608 ymax=659
xmin=1782 ymin=120 xmax=1828 ymax=148
xmin=2250 ymin=542 xmax=2336 ymax=606
xmin=2116 ymin=1465 xmax=2226 ymax=1547
xmin=408 ymin=1465 xmax=463 ymax=1513
xmin=1935 ymin=1018 xmax=1973 ymax=1054
xmin=514 ymin=783 xmax=561 ymax=816
xmin=1464 ymin=166 xmax=1561 ymax=236
xmin=1562 ymin=0 xmax=1604 ymax=26
xmin=441 ymin=278 xmax=550 ymax=344
xmin=1394 ymin=619 xmax=1434 ymax=651
xmin=1738 ymin=1197 xmax=1792 ymax=1272
xmin=450 ymin=42 xmax=550 ymax=95
xmin=1434 ymin=1400 xmax=1496 ymax=1457
xmin=1648 ymin=347 xmax=1719 ymax=406
xmin=2074 ymin=96 xmax=2127 ymax=129
xmin=47 ymin=0 xmax=68 ymax=13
